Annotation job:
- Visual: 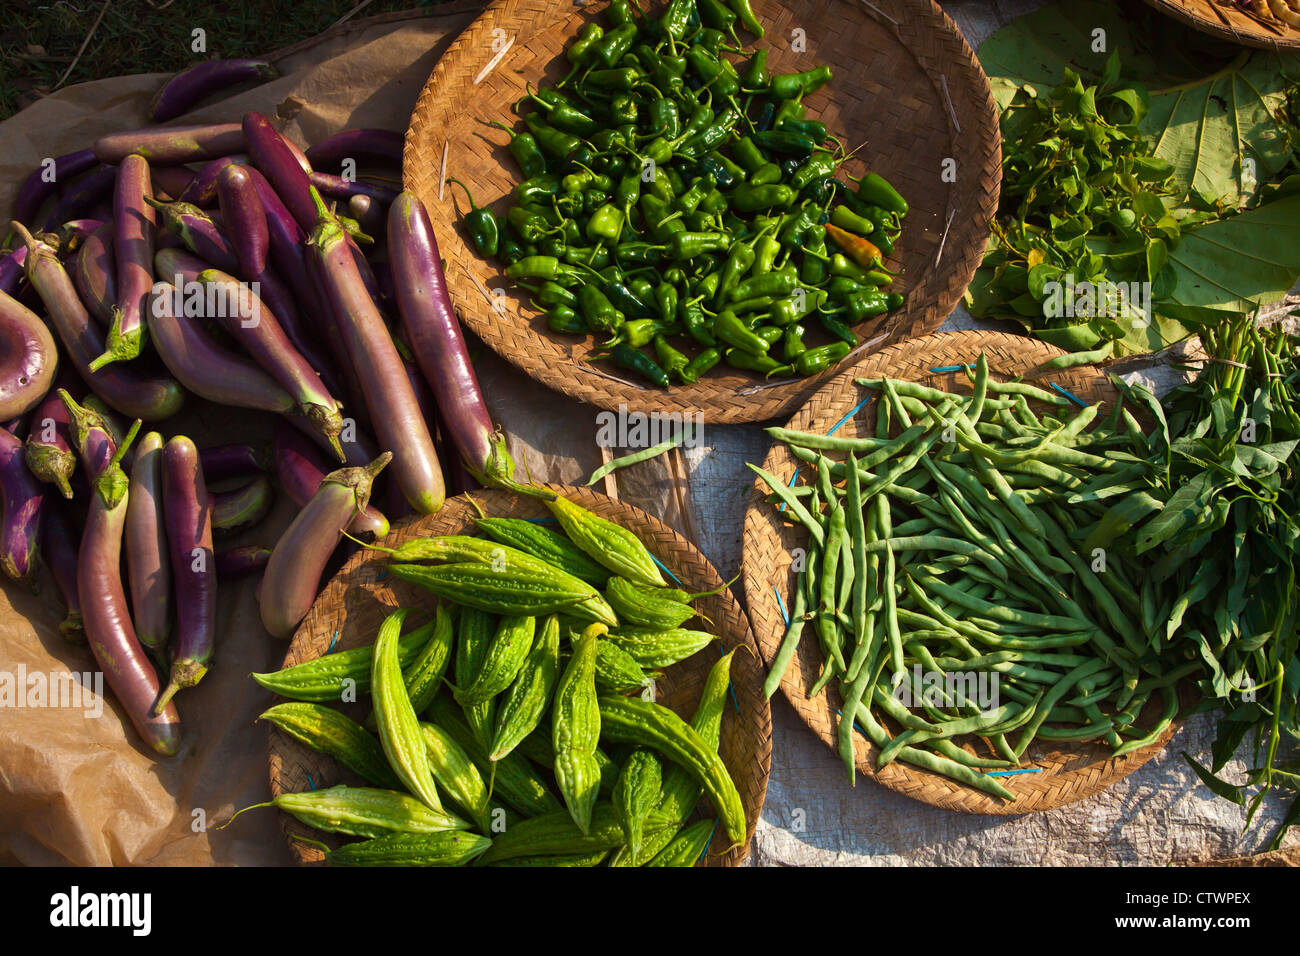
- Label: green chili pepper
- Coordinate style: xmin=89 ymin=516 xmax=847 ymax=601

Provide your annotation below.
xmin=732 ymin=137 xmax=767 ymax=173
xmin=628 ymin=276 xmax=654 ymax=300
xmin=578 ymin=285 xmax=624 ymax=333
xmin=506 ymin=254 xmax=566 ymax=281
xmin=655 ymin=283 xmax=679 ymax=323
xmin=701 ymin=152 xmax=743 ymax=189
xmin=445 ymin=178 xmax=499 ymax=257
xmin=677 ymin=107 xmax=739 ymax=160
xmin=535 ymin=281 xmax=578 ymax=309
xmin=731 ymin=271 xmax=797 ymax=301
xmin=548 ymin=305 xmax=587 ymax=335
xmin=507 ymin=208 xmax=555 ymax=244
xmin=804 ymin=176 xmax=836 ymax=205
xmin=614 ymin=242 xmax=663 ymax=266
xmin=782 ymin=324 xmax=807 ymax=362
xmin=590 ymin=127 xmax=629 ymax=153
xmin=561 ymin=169 xmax=613 ymax=193
xmin=730 ymin=183 xmax=796 ymax=212
xmin=770 ymin=66 xmax=832 ymax=100
xmin=567 ymin=22 xmax=605 ymax=66
xmin=725 ymin=348 xmax=790 ymax=376
xmin=587 ymin=68 xmax=640 ymax=90
xmin=795 ymin=341 xmax=852 ymax=376
xmin=596 ymin=23 xmax=639 ymax=67
xmin=742 ymin=49 xmax=769 ymax=88
xmin=563 ymin=245 xmax=612 ymax=269
xmin=611 ymin=318 xmax=659 ymax=348
xmin=750 ymin=233 xmax=780 ymax=275
xmin=819 ymin=312 xmax=858 ymax=345
xmin=715 ymin=241 xmax=756 ymax=304
xmin=607 ymin=0 xmax=635 ymax=25
xmin=532 ymin=95 xmax=601 ymax=135
xmin=647 ymin=98 xmax=681 ymax=139
xmin=586 ymin=204 xmax=625 ymax=242
xmin=727 ymin=0 xmax=764 ymax=36
xmin=751 ymin=130 xmax=816 ymax=157
xmin=829 ymin=252 xmax=872 ymax=279
xmin=605 ymin=280 xmax=653 ymax=319
xmin=667 ymin=231 xmax=730 ymax=259
xmin=678 ymin=297 xmax=715 ymax=346
xmin=686 ymin=46 xmax=739 ymax=97
xmin=498 ymin=234 xmax=526 ymax=265
xmin=800 ymin=224 xmax=828 ymax=284
xmin=714 ymin=308 xmax=770 ymax=356
xmin=639 ymin=194 xmax=685 ymax=242
xmin=525 ymin=115 xmax=581 ymax=159
xmin=778 ymin=205 xmax=820 ymax=247
xmin=606 ymin=344 xmax=670 ymax=387
xmin=791 ymin=154 xmax=839 ymax=189
xmin=771 ymin=289 xmax=826 ymax=326
xmin=830 ymin=204 xmax=876 ymax=236
xmin=583 ymin=190 xmax=612 ymax=214
xmin=773 ymin=99 xmax=805 ymax=126
xmin=698 ymin=0 xmax=738 ymax=32
xmin=680 ymin=347 xmax=720 ymax=383
xmin=660 ymin=0 xmax=694 ymax=41
xmin=538 ymin=235 xmax=566 ymax=259
xmin=653 ymin=335 xmax=691 ymax=380
xmin=855 ymin=172 xmax=909 ymax=216
xmin=778 ymin=118 xmax=828 ymax=143
xmin=489 ymin=121 xmax=547 ymax=179
xmin=695 ymin=27 xmax=730 ymax=56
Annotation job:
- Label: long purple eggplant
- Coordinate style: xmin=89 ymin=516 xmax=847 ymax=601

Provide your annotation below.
xmin=243 ymin=112 xmax=316 ymax=232
xmin=155 ymin=435 xmax=215 ymax=713
xmin=52 ymin=218 xmax=104 ymax=258
xmin=150 ymin=166 xmax=197 ymax=202
xmin=125 ymin=431 xmax=171 ymax=654
xmin=146 ymin=198 xmax=238 ymax=272
xmin=273 ymin=420 xmax=388 ymax=539
xmin=147 ymin=281 xmax=297 ymax=414
xmin=347 ymin=193 xmax=385 ymax=240
xmin=149 ymin=58 xmax=279 ymax=122
xmin=304 ymin=129 xmax=404 ymax=170
xmin=93 ymin=123 xmax=245 ymax=166
xmin=13 ymin=223 xmax=184 ymax=421
xmin=41 ymin=164 xmax=116 ymax=233
xmin=0 ymin=247 xmax=28 ymax=296
xmin=216 ymin=164 xmax=268 ymax=280
xmin=308 ymin=171 xmax=399 ymax=207
xmin=387 ymin=191 xmax=543 ymax=497
xmin=60 ymin=390 xmax=181 ymax=755
xmin=91 ymin=155 xmax=155 ymax=369
xmin=196 ymin=266 xmax=344 ymax=457
xmin=258 ymin=452 xmax=390 ymax=640
xmin=179 ymin=154 xmax=250 ymax=206
xmin=24 ymin=385 xmax=76 ymax=499
xmin=41 ymin=498 xmax=84 ymax=642
xmin=200 ymin=442 xmax=269 ymax=483
xmin=0 ymin=426 xmax=43 ymax=583
xmin=13 ymin=149 xmax=99 ymax=228
xmin=72 ymin=222 xmax=115 ymax=326
xmin=307 ymin=189 xmax=444 ymax=513
xmin=0 ymin=288 xmax=58 ymax=420
xmin=210 ymin=474 xmax=273 ymax=533
xmin=215 ymin=543 xmax=271 ymax=577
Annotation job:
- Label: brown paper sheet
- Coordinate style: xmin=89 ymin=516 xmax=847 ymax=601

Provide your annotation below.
xmin=0 ymin=6 xmax=694 ymax=866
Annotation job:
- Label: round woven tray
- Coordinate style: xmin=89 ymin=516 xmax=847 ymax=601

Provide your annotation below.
xmin=403 ymin=0 xmax=1000 ymax=423
xmin=1144 ymin=0 xmax=1300 ymax=49
xmin=267 ymin=486 xmax=772 ymax=865
xmin=741 ymin=330 xmax=1178 ymax=814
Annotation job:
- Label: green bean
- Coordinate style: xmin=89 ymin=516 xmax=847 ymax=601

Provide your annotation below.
xmin=1012 ymin=658 xmax=1108 ymax=759
xmin=1112 ymin=686 xmax=1178 ymax=756
xmin=585 ymin=426 xmax=695 ymax=485
xmin=747 ymin=462 xmax=825 ymax=547
xmin=763 ymin=580 xmax=807 ymax=699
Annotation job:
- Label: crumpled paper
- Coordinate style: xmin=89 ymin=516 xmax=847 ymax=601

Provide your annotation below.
xmin=0 ymin=2 xmax=695 ymax=866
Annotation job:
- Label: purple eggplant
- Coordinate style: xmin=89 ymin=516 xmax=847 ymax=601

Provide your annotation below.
xmin=149 ymin=58 xmax=279 ymax=123
xmin=215 ymin=543 xmax=271 ymax=577
xmin=347 ymin=193 xmax=386 ymax=241
xmin=13 ymin=149 xmax=99 ymax=228
xmin=24 ymin=385 xmax=77 ymax=499
xmin=91 ymin=155 xmax=156 ymax=369
xmin=273 ymin=420 xmax=388 ymax=540
xmin=155 ymin=435 xmax=215 ymax=713
xmin=12 ymin=222 xmax=184 ymax=421
xmin=41 ymin=498 xmax=84 ymax=642
xmin=72 ymin=222 xmax=115 ymax=326
xmin=243 ymin=112 xmax=315 ymax=232
xmin=200 ymin=442 xmax=269 ymax=483
xmin=94 ymin=124 xmax=245 ymax=166
xmin=179 ymin=155 xmax=249 ymax=207
xmin=387 ymin=192 xmax=541 ymax=497
xmin=61 ymin=391 xmax=181 ymax=754
xmin=211 ymin=474 xmax=273 ymax=533
xmin=125 ymin=431 xmax=171 ymax=653
xmin=150 ymin=165 xmax=197 ymax=202
xmin=0 ymin=426 xmax=43 ymax=583
xmin=306 ymin=189 xmax=444 ymax=513
xmin=41 ymin=164 xmax=116 ymax=233
xmin=147 ymin=281 xmax=297 ymax=415
xmin=51 ymin=218 xmax=104 ymax=258
xmin=258 ymin=452 xmax=390 ymax=640
xmin=216 ymin=164 xmax=268 ymax=280
xmin=304 ymin=129 xmax=404 ymax=170
xmin=196 ymin=266 xmax=344 ymax=457
xmin=308 ymin=171 xmax=399 ymax=207
xmin=0 ymin=288 xmax=58 ymax=420
xmin=146 ymin=198 xmax=238 ymax=273
xmin=1 ymin=247 xmax=28 ymax=297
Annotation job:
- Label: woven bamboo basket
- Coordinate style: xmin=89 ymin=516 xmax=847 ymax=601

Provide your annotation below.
xmin=1144 ymin=0 xmax=1300 ymax=49
xmin=741 ymin=331 xmax=1179 ymax=814
xmin=403 ymin=0 xmax=1001 ymax=423
xmin=268 ymin=486 xmax=772 ymax=865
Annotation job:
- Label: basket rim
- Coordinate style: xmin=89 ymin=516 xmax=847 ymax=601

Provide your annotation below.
xmin=267 ymin=484 xmax=773 ymax=865
xmin=741 ymin=329 xmax=1180 ymax=814
xmin=1143 ymin=0 xmax=1300 ymax=50
xmin=401 ymin=0 xmax=1003 ymax=423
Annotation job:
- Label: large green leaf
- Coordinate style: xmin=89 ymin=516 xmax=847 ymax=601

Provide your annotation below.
xmin=1158 ymin=192 xmax=1300 ymax=325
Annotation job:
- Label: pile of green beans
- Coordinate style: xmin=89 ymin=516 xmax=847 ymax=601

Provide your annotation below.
xmin=454 ymin=0 xmax=909 ymax=388
xmin=753 ymin=354 xmax=1186 ymax=800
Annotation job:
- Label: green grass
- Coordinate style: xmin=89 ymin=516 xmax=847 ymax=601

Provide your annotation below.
xmin=0 ymin=1 xmax=454 ymax=122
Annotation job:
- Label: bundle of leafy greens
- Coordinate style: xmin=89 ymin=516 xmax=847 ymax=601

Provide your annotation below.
xmin=969 ymin=0 xmax=1300 ymax=358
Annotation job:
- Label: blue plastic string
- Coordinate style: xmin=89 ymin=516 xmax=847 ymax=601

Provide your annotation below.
xmin=719 ymin=644 xmax=741 ymax=713
xmin=826 ymin=395 xmax=873 ymax=437
xmin=778 ymin=466 xmax=800 ymax=513
xmin=375 ymin=567 xmax=388 ymax=582
xmin=698 ymin=818 xmax=719 ymax=863
xmin=987 ymin=768 xmax=1044 ymax=777
xmin=326 ymin=630 xmax=340 ymax=653
xmin=650 ymin=553 xmax=682 ymax=585
xmin=523 ymin=517 xmax=560 ymax=524
xmin=773 ymin=587 xmax=790 ymax=626
xmin=1049 ymin=382 xmax=1088 ymax=407
xmin=305 ymin=772 xmax=318 ymax=791
xmin=929 ymin=364 xmax=973 ymax=373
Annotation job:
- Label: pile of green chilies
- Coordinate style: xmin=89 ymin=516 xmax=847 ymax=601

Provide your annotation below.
xmin=454 ymin=0 xmax=909 ymax=388
xmin=753 ymin=354 xmax=1190 ymax=801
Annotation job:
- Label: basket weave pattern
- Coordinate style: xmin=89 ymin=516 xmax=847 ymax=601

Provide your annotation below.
xmin=1144 ymin=0 xmax=1300 ymax=49
xmin=403 ymin=0 xmax=1001 ymax=422
xmin=268 ymin=486 xmax=772 ymax=865
xmin=741 ymin=331 xmax=1178 ymax=814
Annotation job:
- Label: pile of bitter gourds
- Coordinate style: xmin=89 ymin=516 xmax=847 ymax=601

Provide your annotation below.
xmin=230 ymin=493 xmax=746 ymax=866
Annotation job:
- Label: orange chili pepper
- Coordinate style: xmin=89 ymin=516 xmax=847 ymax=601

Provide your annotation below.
xmin=825 ymin=222 xmax=882 ymax=269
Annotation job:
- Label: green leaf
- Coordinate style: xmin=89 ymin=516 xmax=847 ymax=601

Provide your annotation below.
xmin=1184 ymin=753 xmax=1247 ymax=804
xmin=1135 ymin=472 xmax=1220 ymax=554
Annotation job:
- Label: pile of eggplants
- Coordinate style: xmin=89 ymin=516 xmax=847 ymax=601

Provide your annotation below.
xmin=0 ymin=60 xmax=542 ymax=756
